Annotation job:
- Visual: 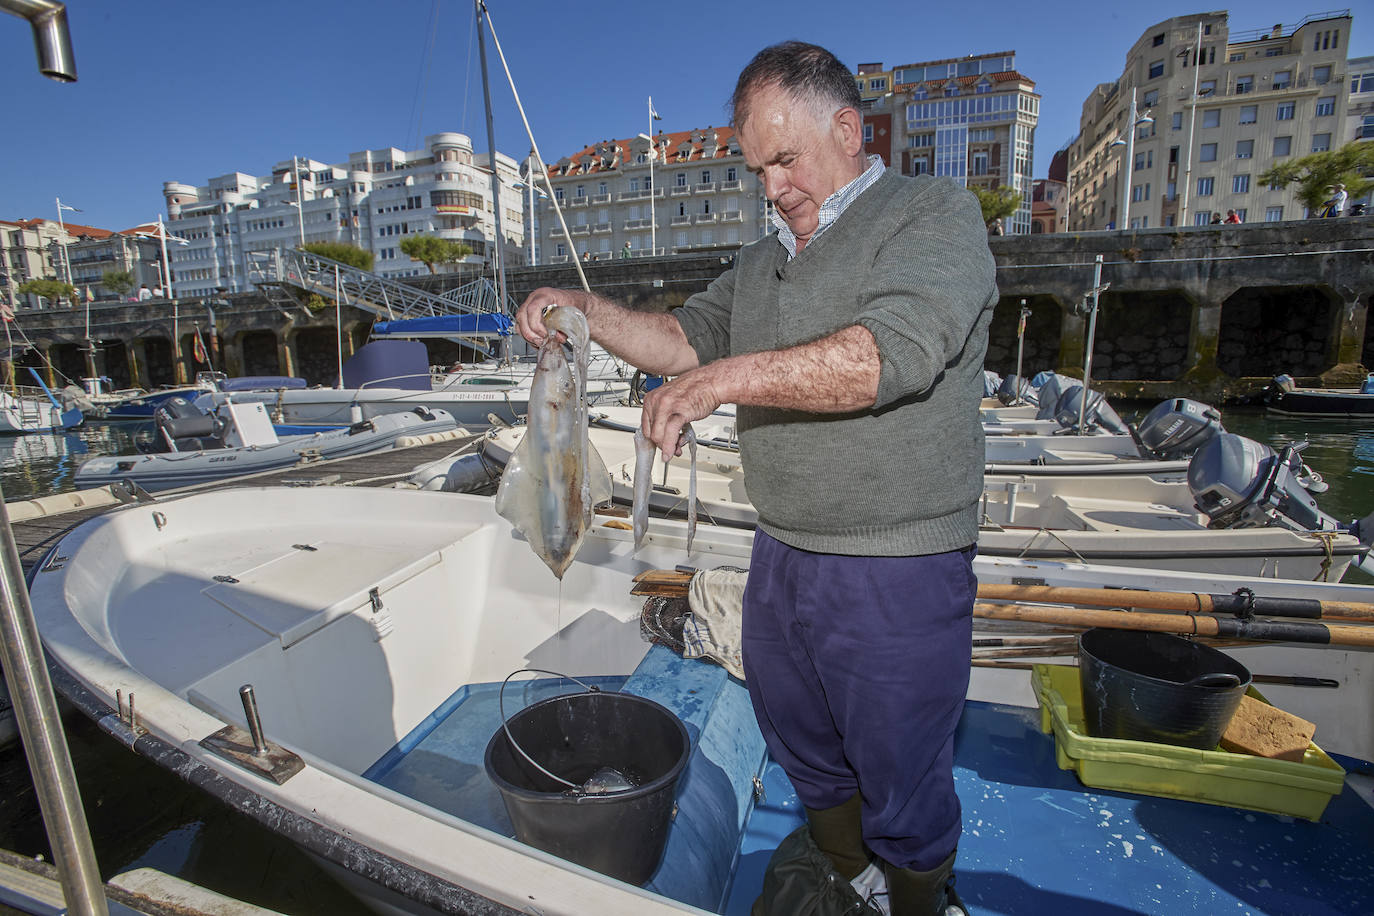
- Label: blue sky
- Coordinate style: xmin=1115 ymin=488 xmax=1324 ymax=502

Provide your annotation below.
xmin=4 ymin=1 xmax=1367 ymax=232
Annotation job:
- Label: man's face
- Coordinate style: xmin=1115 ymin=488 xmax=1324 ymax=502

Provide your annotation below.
xmin=736 ymin=84 xmax=863 ymax=245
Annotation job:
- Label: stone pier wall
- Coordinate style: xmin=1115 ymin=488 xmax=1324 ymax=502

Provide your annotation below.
xmin=9 ymin=221 xmax=1372 ymax=402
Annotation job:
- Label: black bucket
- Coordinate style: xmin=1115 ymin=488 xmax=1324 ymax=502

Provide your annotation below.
xmin=1078 ymin=628 xmax=1251 ymax=750
xmin=484 ymin=689 xmax=690 ymax=885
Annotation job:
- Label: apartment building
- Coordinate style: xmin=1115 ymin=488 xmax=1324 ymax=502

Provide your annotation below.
xmin=536 ymin=128 xmax=768 ymax=263
xmin=64 ymin=228 xmax=166 ymax=302
xmin=1068 ymin=11 xmax=1354 ymax=230
xmin=1348 ymin=55 xmax=1374 ymax=142
xmin=0 ymin=217 xmax=119 ymax=310
xmin=162 ymin=132 xmax=526 ymax=297
xmin=856 ymin=53 xmax=1040 ymax=233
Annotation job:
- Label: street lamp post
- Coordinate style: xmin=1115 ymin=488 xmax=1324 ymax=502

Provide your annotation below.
xmin=1178 ymin=22 xmax=1203 ymax=226
xmin=140 ymin=217 xmax=190 ymax=382
xmin=292 ymin=157 xmax=307 ymax=248
xmin=54 ymin=197 xmax=79 ymax=287
xmin=1110 ymin=89 xmax=1153 ymax=229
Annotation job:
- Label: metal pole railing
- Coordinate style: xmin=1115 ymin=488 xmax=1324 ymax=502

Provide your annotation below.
xmin=0 ymin=487 xmax=108 ymax=915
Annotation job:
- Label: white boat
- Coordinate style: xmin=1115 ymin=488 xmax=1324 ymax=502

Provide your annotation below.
xmin=26 ymin=486 xmax=1374 ymax=915
xmin=479 ymin=422 xmax=1370 ymax=580
xmin=74 ymin=400 xmax=461 ymax=492
xmin=0 ymin=386 xmax=83 ymax=435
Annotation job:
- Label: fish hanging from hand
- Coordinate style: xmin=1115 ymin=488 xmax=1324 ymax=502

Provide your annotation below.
xmin=633 ymin=424 xmax=697 ymax=555
xmin=495 ymin=307 xmax=612 ymax=578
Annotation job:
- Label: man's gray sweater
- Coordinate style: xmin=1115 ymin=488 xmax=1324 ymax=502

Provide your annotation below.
xmin=674 ymin=170 xmax=997 ymax=556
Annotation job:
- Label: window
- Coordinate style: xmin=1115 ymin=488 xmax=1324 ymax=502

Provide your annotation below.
xmin=1195 ymin=211 xmax=1212 ymax=226
xmin=1239 ymin=105 xmax=1257 ymax=124
xmin=1314 ymin=65 xmax=1331 ymax=86
xmin=1152 ymin=33 xmax=1165 ymax=46
xmin=702 ymin=200 xmax=711 ymax=215
xmin=971 ymin=152 xmax=988 ymax=176
xmin=1202 ymin=109 xmax=1220 ymax=128
xmin=1272 ymin=70 xmax=1291 ymax=90
xmin=1276 ymin=101 xmax=1295 ymax=120
xmin=1236 ymin=140 xmax=1253 ymax=159
xmin=1265 ymin=206 xmax=1283 ymax=222
xmin=867 ymin=77 xmax=887 ymax=91
xmin=1131 ymin=183 xmax=1150 ymax=202
xmin=675 ymin=173 xmax=686 ymax=187
xmin=1235 ymin=75 xmax=1253 ymax=95
xmin=1149 ymin=59 xmax=1164 ymax=79
xmin=1134 ymin=150 xmax=1152 ymax=170
xmin=1230 ymin=52 xmax=1245 ymax=62
xmin=726 ymin=167 xmax=737 ymax=181
xmin=1172 ymin=112 xmax=1183 ymax=130
xmin=1315 ymin=96 xmax=1334 ymax=117
xmin=863 ymin=124 xmax=874 ymax=143
xmin=1311 ymin=133 xmax=1331 ymax=153
xmin=1234 ymin=208 xmax=1247 ymax=222
xmin=597 ymin=181 xmax=607 ymax=195
xmin=1143 ymin=89 xmax=1159 ymax=107
xmin=575 ymin=185 xmax=585 ymax=198
xmin=1200 ymin=143 xmax=1217 ymax=162
xmin=1362 ymin=115 xmax=1374 ymax=140
xmin=1199 ymin=79 xmax=1216 ymax=96
xmin=700 ymin=170 xmax=711 ymax=185
xmin=628 ymin=177 xmax=639 ymax=191
xmin=1233 ymin=174 xmax=1250 ymax=193
xmin=1166 ymin=181 xmax=1177 ymax=200
xmin=1273 ymin=136 xmax=1291 ymax=157
xmin=1197 ymin=177 xmax=1214 ymax=196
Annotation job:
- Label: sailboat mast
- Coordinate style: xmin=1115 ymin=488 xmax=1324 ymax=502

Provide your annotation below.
xmin=475 ymin=0 xmax=511 ymax=363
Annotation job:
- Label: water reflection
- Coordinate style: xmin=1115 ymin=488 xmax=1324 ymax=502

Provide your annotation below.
xmin=0 ymin=421 xmax=148 ymax=501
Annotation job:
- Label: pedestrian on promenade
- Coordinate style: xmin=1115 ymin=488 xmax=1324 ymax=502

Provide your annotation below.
xmin=515 ymin=39 xmax=993 ymax=915
xmin=1224 ymin=209 xmax=1241 ymax=224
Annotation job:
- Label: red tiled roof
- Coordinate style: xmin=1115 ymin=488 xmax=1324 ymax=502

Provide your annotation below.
xmin=898 ymin=70 xmax=1036 ymax=94
xmin=0 ymin=217 xmax=115 ymax=238
xmin=551 ymin=127 xmax=741 ymax=176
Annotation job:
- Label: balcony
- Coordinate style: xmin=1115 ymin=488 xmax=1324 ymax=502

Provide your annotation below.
xmin=623 ymin=218 xmax=652 ymax=230
xmin=568 ymin=225 xmax=590 ymax=235
xmin=720 ymin=180 xmax=742 ymax=191
xmin=670 ymin=186 xmax=691 ymax=197
xmin=721 ymin=210 xmax=743 ymax=222
xmin=694 ymin=182 xmax=717 ymax=193
xmin=567 ymin=197 xmax=588 ymax=207
xmin=618 ymin=190 xmax=652 ymax=201
xmin=694 ymin=213 xmax=718 ymax=224
xmin=670 ymin=215 xmax=692 ymax=226
xmin=591 ymin=194 xmax=611 ymax=205
xmin=592 ymin=223 xmax=612 ymax=233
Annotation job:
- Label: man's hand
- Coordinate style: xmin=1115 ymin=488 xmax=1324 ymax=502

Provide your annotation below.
xmin=641 ymin=366 xmax=726 ymax=461
xmin=515 ymin=288 xmax=592 ymax=346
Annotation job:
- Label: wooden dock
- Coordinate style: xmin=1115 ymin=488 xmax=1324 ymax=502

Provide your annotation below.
xmin=7 ymin=430 xmax=491 ymax=575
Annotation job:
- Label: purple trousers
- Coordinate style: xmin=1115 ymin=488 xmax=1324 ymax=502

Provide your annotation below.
xmin=741 ymin=529 xmax=975 ymax=871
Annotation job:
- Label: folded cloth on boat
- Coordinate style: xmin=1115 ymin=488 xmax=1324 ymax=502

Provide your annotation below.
xmin=684 ymin=568 xmax=748 ymax=680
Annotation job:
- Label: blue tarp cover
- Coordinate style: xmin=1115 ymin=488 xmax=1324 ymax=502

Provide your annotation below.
xmin=372 ymin=314 xmax=513 ymax=338
xmin=341 ymin=340 xmax=431 ymax=390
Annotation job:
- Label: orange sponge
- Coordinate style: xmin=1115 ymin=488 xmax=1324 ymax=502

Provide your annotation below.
xmin=1220 ymin=695 xmax=1316 ymax=762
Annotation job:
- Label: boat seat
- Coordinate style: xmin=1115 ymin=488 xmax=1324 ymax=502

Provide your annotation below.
xmin=1047 ymin=494 xmax=1204 ymax=533
xmin=625 ymin=646 xmax=768 ymax=912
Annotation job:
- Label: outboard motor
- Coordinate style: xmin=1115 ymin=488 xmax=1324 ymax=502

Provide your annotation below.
xmin=1136 ymin=398 xmax=1225 ymax=460
xmin=153 ymin=396 xmax=225 ymax=453
xmin=1271 ymin=373 xmax=1297 ymax=394
xmin=1052 ymin=386 xmax=1130 ymax=435
xmin=982 ymin=370 xmax=1002 ymax=398
xmin=1188 ymin=434 xmax=1337 ymax=534
xmin=996 ymin=374 xmax=1037 ymax=407
xmin=1035 ymin=374 xmax=1079 ymax=420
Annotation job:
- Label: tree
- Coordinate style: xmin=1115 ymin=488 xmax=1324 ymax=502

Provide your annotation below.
xmin=1258 ymin=142 xmax=1374 ymax=212
xmin=102 ymin=269 xmax=135 ymax=299
xmin=399 ymin=235 xmax=473 ymax=274
xmin=973 ymin=186 xmax=1021 ymax=228
xmin=301 ymin=242 xmax=375 ymax=272
xmin=17 ymin=278 xmax=75 ymax=308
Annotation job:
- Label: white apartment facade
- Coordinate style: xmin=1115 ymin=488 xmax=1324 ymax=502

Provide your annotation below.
xmin=1068 ymin=11 xmax=1354 ymax=230
xmin=857 ymin=53 xmax=1040 ymax=234
xmin=536 ymin=128 xmax=770 ymax=263
xmin=162 ymin=132 xmax=526 ymax=298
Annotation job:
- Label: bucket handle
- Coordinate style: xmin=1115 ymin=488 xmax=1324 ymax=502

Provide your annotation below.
xmin=498 ymin=668 xmax=602 ymax=791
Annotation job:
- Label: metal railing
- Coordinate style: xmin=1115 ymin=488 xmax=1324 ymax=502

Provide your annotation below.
xmin=246 ymin=247 xmax=504 ymax=321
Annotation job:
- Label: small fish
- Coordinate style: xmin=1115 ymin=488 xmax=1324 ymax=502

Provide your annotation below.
xmin=633 ymin=424 xmax=698 ymax=554
xmin=495 ymin=307 xmax=611 ymax=578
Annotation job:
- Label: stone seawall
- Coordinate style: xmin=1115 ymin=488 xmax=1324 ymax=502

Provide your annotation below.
xmin=10 ymin=222 xmax=1371 ymax=401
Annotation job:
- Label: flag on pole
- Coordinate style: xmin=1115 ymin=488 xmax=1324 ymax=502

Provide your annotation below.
xmin=649 ymin=97 xmax=661 ymax=121
xmin=193 ymin=326 xmax=208 ymax=365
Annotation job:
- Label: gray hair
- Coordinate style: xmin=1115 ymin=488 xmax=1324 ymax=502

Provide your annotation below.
xmin=729 ymin=41 xmax=862 ymax=130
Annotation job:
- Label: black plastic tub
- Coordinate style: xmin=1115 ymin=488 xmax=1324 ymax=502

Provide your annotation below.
xmin=484 ymin=690 xmax=690 ymax=886
xmin=1078 ymin=628 xmax=1251 ymax=750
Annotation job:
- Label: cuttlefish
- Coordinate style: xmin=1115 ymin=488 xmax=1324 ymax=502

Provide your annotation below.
xmin=495 ymin=307 xmax=612 ymax=578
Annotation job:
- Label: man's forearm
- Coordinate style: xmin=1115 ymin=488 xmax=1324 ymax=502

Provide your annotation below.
xmin=578 ymin=292 xmax=700 ymax=376
xmin=706 ymin=324 xmax=880 ymax=412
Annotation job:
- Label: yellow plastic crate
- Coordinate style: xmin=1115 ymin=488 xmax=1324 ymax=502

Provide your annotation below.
xmin=1031 ymin=664 xmax=1345 ymax=821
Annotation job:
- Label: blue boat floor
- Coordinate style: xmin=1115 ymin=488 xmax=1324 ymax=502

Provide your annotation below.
xmin=365 ymin=672 xmax=1374 ymax=916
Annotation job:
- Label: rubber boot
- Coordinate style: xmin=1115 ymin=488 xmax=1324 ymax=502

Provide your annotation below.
xmin=804 ymin=792 xmax=869 ymax=880
xmin=884 ymin=849 xmax=957 ymax=916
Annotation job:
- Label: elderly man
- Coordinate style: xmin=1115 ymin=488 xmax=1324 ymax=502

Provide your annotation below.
xmin=516 ymin=41 xmax=995 ymax=915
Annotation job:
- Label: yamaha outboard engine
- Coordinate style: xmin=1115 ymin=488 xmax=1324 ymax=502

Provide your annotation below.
xmin=1035 ymin=374 xmax=1078 ymax=420
xmin=1188 ymin=434 xmax=1336 ymax=533
xmin=1136 ymin=398 xmax=1225 ymax=460
xmin=1052 ymin=386 xmax=1130 ymax=435
xmin=153 ymin=396 xmax=225 ymax=453
xmin=996 ymin=374 xmax=1036 ymax=407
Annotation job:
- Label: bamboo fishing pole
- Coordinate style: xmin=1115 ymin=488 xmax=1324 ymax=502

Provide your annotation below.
xmin=978 ymin=583 xmax=1374 ymax=623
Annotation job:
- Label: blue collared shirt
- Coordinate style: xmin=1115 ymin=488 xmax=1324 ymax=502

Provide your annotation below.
xmin=773 ymin=154 xmax=885 ymax=260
